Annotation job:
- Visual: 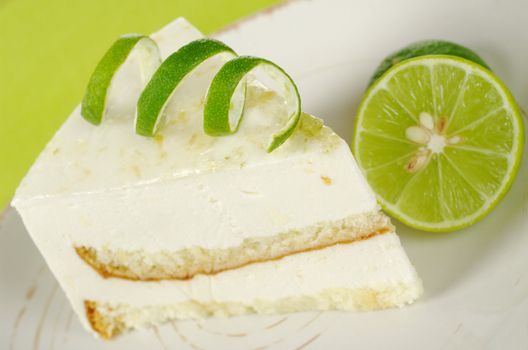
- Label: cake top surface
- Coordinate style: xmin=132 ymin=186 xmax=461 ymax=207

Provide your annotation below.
xmin=13 ymin=18 xmax=346 ymax=203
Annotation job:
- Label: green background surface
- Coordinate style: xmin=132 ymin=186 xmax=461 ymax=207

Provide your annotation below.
xmin=0 ymin=0 xmax=281 ymax=209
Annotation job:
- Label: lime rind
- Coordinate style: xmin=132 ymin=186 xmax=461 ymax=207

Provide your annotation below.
xmin=353 ymin=55 xmax=524 ymax=232
xmin=204 ymin=56 xmax=301 ymax=152
xmin=81 ymin=34 xmax=160 ymax=125
xmin=84 ymin=34 xmax=302 ymax=152
xmin=135 ymin=39 xmax=237 ymax=136
xmin=369 ymin=40 xmax=491 ymax=86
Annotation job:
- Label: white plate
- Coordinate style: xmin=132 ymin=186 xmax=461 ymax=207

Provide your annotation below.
xmin=3 ymin=0 xmax=528 ymax=348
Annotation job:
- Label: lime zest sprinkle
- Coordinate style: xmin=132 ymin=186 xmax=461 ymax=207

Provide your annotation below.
xmin=81 ymin=34 xmax=160 ymax=125
xmin=204 ymin=56 xmax=301 ymax=152
xmin=135 ymin=39 xmax=237 ymax=136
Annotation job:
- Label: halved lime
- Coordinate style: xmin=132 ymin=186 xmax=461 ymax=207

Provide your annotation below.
xmin=369 ymin=40 xmax=490 ymax=86
xmin=353 ymin=55 xmax=524 ymax=232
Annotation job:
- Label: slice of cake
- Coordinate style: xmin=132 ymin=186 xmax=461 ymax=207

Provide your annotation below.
xmin=11 ymin=18 xmax=422 ymax=339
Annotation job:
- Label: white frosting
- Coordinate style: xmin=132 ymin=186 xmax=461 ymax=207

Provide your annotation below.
xmin=13 ymin=19 xmax=366 ymax=202
xmin=15 ymin=143 xmax=375 ymax=251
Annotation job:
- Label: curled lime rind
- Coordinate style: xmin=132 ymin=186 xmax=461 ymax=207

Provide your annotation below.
xmin=204 ymin=56 xmax=301 ymax=152
xmin=81 ymin=34 xmax=160 ymax=125
xmin=83 ymin=34 xmax=302 ymax=152
xmin=135 ymin=39 xmax=236 ymax=136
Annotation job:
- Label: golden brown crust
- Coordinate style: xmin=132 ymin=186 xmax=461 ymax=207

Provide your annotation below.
xmin=76 ymin=247 xmax=129 ymax=280
xmin=85 ymin=300 xmax=125 ymax=339
xmin=75 ymin=227 xmax=391 ymax=282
